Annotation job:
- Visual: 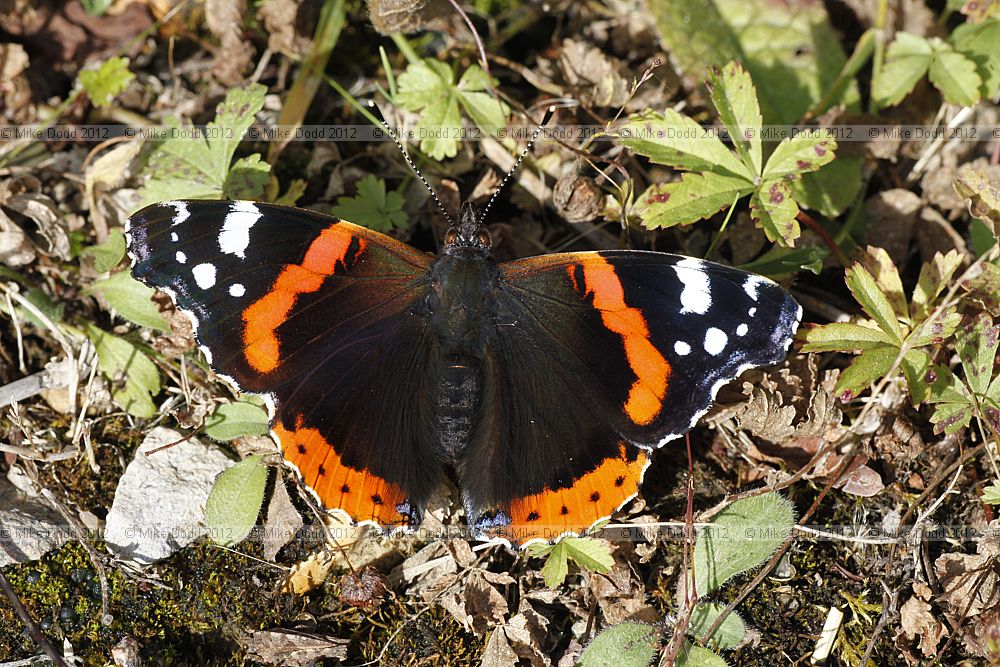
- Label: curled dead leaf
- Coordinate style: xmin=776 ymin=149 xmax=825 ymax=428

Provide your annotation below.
xmin=553 ymin=172 xmax=604 ymax=224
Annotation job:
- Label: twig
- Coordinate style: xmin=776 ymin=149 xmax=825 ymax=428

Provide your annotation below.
xmin=0 ymin=570 xmax=68 ymax=667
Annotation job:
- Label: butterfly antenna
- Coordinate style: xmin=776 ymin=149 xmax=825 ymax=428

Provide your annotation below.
xmin=481 ymin=105 xmax=556 ymax=222
xmin=368 ymin=100 xmax=454 ymax=226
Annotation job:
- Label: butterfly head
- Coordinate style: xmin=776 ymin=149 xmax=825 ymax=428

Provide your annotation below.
xmin=443 ymin=202 xmax=492 ymax=256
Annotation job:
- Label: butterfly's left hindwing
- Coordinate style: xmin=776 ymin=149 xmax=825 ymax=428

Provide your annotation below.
xmin=463 ymin=250 xmax=801 ymax=543
xmin=126 ymin=200 xmax=442 ymax=530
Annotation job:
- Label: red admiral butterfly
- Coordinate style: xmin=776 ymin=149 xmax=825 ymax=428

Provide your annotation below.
xmin=125 ymin=194 xmax=800 ymax=546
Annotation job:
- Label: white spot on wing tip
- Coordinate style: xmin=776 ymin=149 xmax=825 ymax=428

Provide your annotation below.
xmin=704 ymin=327 xmax=728 ymax=355
xmin=229 ymin=283 xmax=245 ymax=297
xmin=175 ymin=251 xmax=187 ymax=264
xmin=744 ymin=275 xmax=766 ymax=301
xmin=192 ymin=263 xmax=216 ymax=289
xmin=674 ymin=340 xmax=691 ymax=356
xmin=736 ymin=323 xmax=749 ymax=336
xmin=219 ymin=203 xmax=262 ymax=259
xmin=675 ymin=257 xmax=712 ymax=315
xmin=167 ymin=201 xmax=190 ymax=226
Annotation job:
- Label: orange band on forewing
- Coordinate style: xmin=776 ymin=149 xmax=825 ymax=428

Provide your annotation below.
xmin=242 ymin=227 xmax=364 ymax=373
xmin=506 ymin=443 xmax=648 ymax=539
xmin=571 ymin=259 xmax=671 ymax=425
xmin=275 ymin=418 xmax=408 ymax=526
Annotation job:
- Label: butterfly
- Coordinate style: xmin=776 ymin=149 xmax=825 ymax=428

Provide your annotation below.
xmin=125 ymin=198 xmax=800 ymax=546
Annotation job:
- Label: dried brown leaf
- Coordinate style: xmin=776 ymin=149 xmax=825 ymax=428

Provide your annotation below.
xmin=896 ymin=583 xmax=945 ymax=659
xmin=553 ymin=172 xmax=603 ymax=224
xmin=588 ymin=564 xmax=659 ymax=625
xmin=205 ymin=0 xmax=253 ymax=85
xmin=556 ymin=39 xmax=630 ymax=108
xmin=257 ymin=0 xmax=318 ymax=59
xmin=365 ymin=0 xmax=449 ymax=35
xmin=261 ymin=476 xmax=303 ymax=561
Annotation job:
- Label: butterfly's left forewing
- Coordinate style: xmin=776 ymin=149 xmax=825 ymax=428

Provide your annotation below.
xmin=463 ymin=250 xmax=801 ymax=544
xmin=126 ymin=200 xmax=441 ymax=530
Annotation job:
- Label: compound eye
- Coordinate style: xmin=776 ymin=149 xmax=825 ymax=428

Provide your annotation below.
xmin=444 ymin=228 xmax=459 ymax=245
xmin=476 ymin=228 xmax=492 ymax=247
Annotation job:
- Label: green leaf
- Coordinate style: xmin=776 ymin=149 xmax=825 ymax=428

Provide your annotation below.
xmin=872 ymin=32 xmax=933 ymax=108
xmin=859 ymin=247 xmax=908 ymax=319
xmin=204 ymin=400 xmax=270 ymax=441
xmin=688 ymin=492 xmax=794 ymax=598
xmin=689 ymin=603 xmax=747 ymax=649
xmin=929 ymin=365 xmax=975 ymax=434
xmin=16 ymin=288 xmax=64 ymax=329
xmin=620 ymin=110 xmax=751 ymax=178
xmin=578 ymin=622 xmax=659 ymax=667
xmin=800 ymin=322 xmax=898 ymax=352
xmin=899 ymin=348 xmax=934 ymax=405
xmin=708 ymin=62 xmax=762 ymax=175
xmin=635 ymin=172 xmax=754 ymax=230
xmin=78 ymin=56 xmax=134 ymax=108
xmin=275 ymin=179 xmax=308 ymax=207
xmin=956 ymin=313 xmax=1000 ymax=396
xmin=951 ymin=19 xmax=1000 ymax=97
xmin=455 ymin=65 xmax=508 ymax=133
xmin=750 ymin=180 xmax=800 ymax=246
xmin=676 ymin=642 xmax=730 ymax=667
xmin=647 ymin=0 xmax=859 ymax=123
xmin=739 ymin=246 xmax=828 ymax=279
xmin=762 ymin=132 xmax=837 ymax=181
xmin=845 ymin=263 xmax=904 ymax=343
xmin=832 ymin=345 xmax=898 ymax=400
xmin=905 ymin=308 xmax=962 ymax=348
xmin=80 ymin=229 xmax=126 ymax=272
xmin=87 ymin=271 xmax=169 ymax=332
xmin=928 ymin=48 xmax=983 ymax=106
xmin=954 ymin=166 xmax=1000 ymax=235
xmin=204 ymin=455 xmax=269 ymax=547
xmin=83 ymin=323 xmax=161 ymax=418
xmin=790 ymin=156 xmax=864 ymax=219
xmin=912 ymin=250 xmax=964 ymax=320
xmin=982 ymin=482 xmax=1000 ymax=505
xmin=138 ymin=84 xmax=268 ymax=207
xmin=331 ymin=175 xmax=409 ymax=232
xmin=529 ymin=536 xmax=613 ymax=588
xmin=222 ymin=154 xmax=271 ymax=200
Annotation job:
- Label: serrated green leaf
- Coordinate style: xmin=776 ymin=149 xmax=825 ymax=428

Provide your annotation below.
xmin=859 ymin=247 xmax=907 ymax=319
xmin=905 ymin=308 xmax=963 ymax=348
xmin=951 ymin=19 xmax=1000 ymax=97
xmin=78 ymin=56 xmax=134 ymax=107
xmin=762 ymin=132 xmax=837 ymax=181
xmin=956 ymin=314 xmax=1000 ymax=396
xmin=845 ymin=264 xmax=904 ymax=343
xmin=872 ymin=32 xmax=933 ymax=107
xmin=676 ymin=642 xmax=730 ymax=667
xmin=532 ymin=537 xmax=613 ymax=588
xmin=790 ymin=156 xmax=864 ymax=218
xmin=689 ymin=603 xmax=747 ymax=649
xmin=331 ymin=175 xmax=409 ymax=232
xmin=739 ymin=246 xmax=828 ymax=279
xmin=832 ymin=345 xmax=898 ymax=400
xmin=982 ymin=482 xmax=1000 ymax=505
xmin=275 ymin=179 xmax=308 ymax=207
xmin=222 ymin=154 xmax=271 ymax=200
xmin=138 ymin=84 xmax=268 ymax=207
xmin=80 ymin=229 xmax=126 ymax=272
xmin=912 ymin=250 xmax=964 ymax=320
xmin=87 ymin=271 xmax=169 ymax=332
xmin=83 ymin=323 xmax=161 ymax=418
xmin=708 ymin=62 xmax=762 ymax=175
xmin=578 ymin=622 xmax=659 ymax=667
xmin=636 ymin=172 xmax=754 ymax=230
xmin=929 ymin=48 xmax=983 ymax=106
xmin=394 ymin=60 xmax=508 ymax=161
xmin=800 ymin=322 xmax=898 ymax=352
xmin=648 ymin=0 xmax=859 ymax=124
xmin=954 ymin=166 xmax=1000 ymax=234
xmin=929 ymin=365 xmax=975 ymax=434
xmin=750 ymin=180 xmax=800 ymax=246
xmin=204 ymin=400 xmax=270 ymax=441
xmin=620 ymin=110 xmax=751 ymax=178
xmin=689 ymin=493 xmax=794 ymax=598
xmin=204 ymin=455 xmax=268 ymax=547
xmin=900 ymin=348 xmax=934 ymax=405
xmin=455 ymin=65 xmax=508 ymax=133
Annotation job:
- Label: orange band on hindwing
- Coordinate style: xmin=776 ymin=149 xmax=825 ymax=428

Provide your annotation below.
xmin=275 ymin=417 xmax=410 ymax=526
xmin=569 ymin=258 xmax=671 ymax=425
xmin=242 ymin=226 xmax=365 ymax=373
xmin=507 ymin=443 xmax=648 ymax=536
